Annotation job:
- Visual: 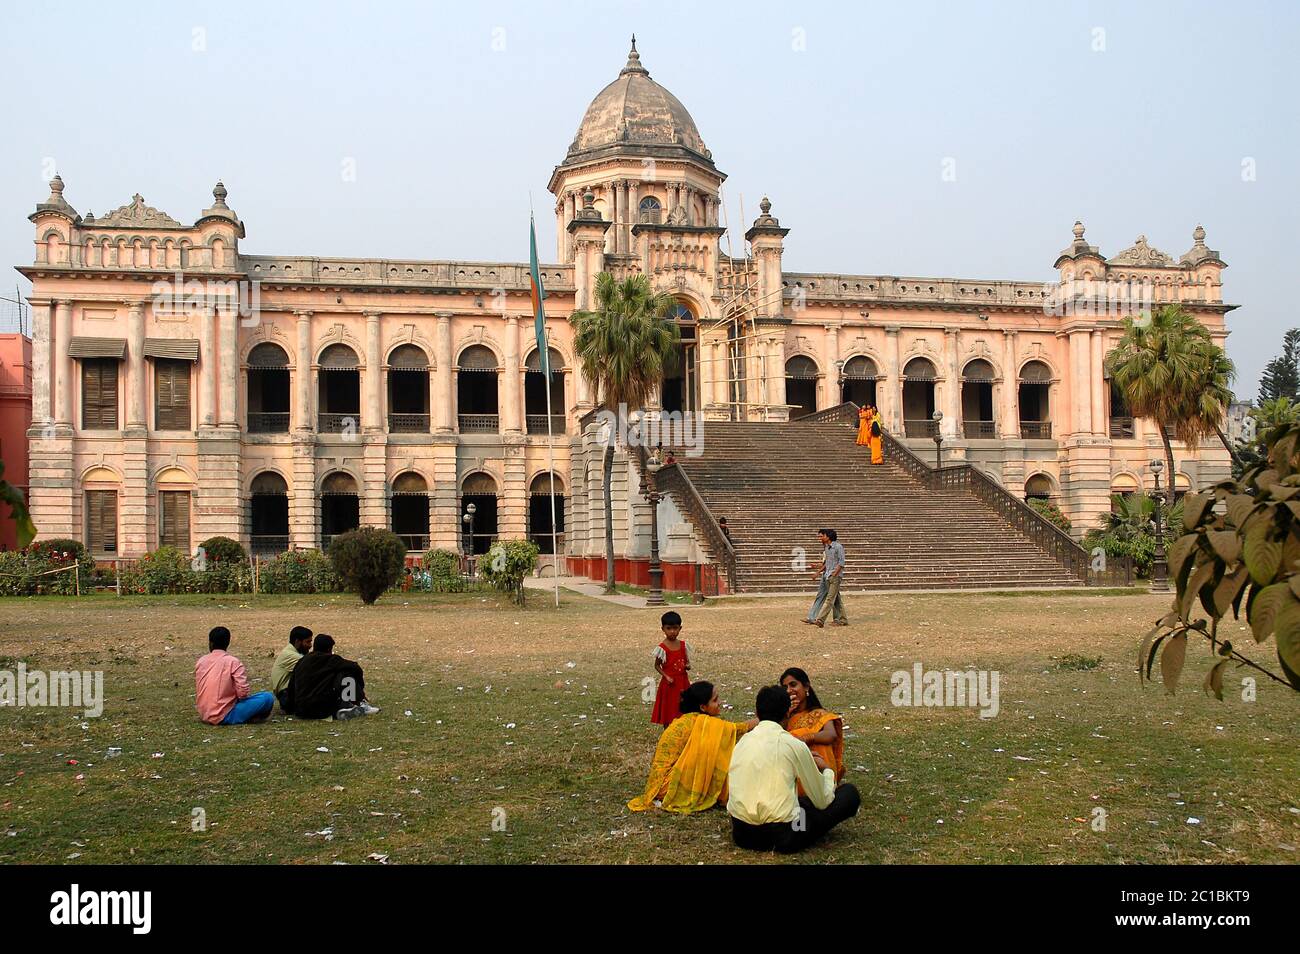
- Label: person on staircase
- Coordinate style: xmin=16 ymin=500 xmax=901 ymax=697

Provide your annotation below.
xmin=857 ymin=406 xmax=884 ymax=465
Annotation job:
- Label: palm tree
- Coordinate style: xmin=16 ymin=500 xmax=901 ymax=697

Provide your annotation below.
xmin=1106 ymin=304 xmax=1239 ymax=483
xmin=570 ymin=273 xmax=680 ymax=592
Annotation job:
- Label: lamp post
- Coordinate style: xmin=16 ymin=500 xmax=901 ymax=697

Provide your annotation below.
xmin=1149 ymin=459 xmax=1170 ymax=592
xmin=835 ymin=358 xmax=846 ymax=404
xmin=932 ymin=409 xmax=944 ymax=472
xmin=643 ymin=446 xmax=666 ymax=607
xmin=461 ymin=502 xmax=477 ymax=559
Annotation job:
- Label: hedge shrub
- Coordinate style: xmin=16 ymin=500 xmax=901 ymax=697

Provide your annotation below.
xmin=480 ymin=539 xmax=539 ymax=605
xmin=257 ymin=549 xmax=341 ymax=594
xmin=421 ymin=548 xmax=466 ymax=592
xmin=0 ymin=539 xmax=95 ymax=595
xmin=327 ymin=528 xmax=407 ymax=604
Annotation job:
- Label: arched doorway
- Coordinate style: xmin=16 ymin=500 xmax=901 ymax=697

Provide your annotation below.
xmin=785 ymin=355 xmax=818 ymax=419
xmin=1025 ymin=473 xmax=1055 ymax=503
xmin=318 ymin=344 xmax=360 ymax=433
xmin=525 ymin=347 xmax=567 ymax=434
xmin=390 ymin=471 xmax=430 ymax=551
xmin=249 ymin=471 xmax=289 ymax=554
xmin=247 ymin=343 xmax=290 ymax=433
xmin=529 ymin=472 xmax=566 ymax=555
xmin=1110 ymin=473 xmax=1139 ymax=511
xmin=841 ymin=355 xmax=878 ymax=408
xmin=961 ymin=359 xmax=996 ymax=438
xmin=388 ymin=344 xmax=430 ymax=433
xmin=662 ymin=303 xmax=697 ymax=415
xmin=902 ymin=357 xmax=938 ymax=436
xmin=1018 ymin=361 xmax=1052 ymax=438
xmin=460 ymin=472 xmax=498 ymax=555
xmin=457 ymin=345 xmax=499 ymax=432
xmin=319 ymin=471 xmax=359 ymax=549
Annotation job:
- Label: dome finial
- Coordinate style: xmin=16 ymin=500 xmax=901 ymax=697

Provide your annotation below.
xmin=621 ymin=34 xmax=647 ymax=75
xmin=1072 ymin=220 xmax=1085 ymax=241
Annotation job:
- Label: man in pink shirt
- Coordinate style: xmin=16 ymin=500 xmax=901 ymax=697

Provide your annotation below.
xmin=195 ymin=626 xmax=274 ymax=725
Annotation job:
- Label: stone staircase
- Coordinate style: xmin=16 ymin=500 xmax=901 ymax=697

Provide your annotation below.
xmin=669 ymin=413 xmax=1086 ymax=592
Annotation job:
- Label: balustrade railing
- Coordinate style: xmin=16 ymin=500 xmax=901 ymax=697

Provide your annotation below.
xmin=388 ymin=412 xmax=430 ymax=433
xmin=963 ymin=420 xmax=997 ymax=439
xmin=458 ymin=413 xmax=500 ymax=433
xmin=248 ymin=412 xmax=290 ymax=433
xmin=318 ymin=412 xmax=359 ymax=433
xmin=904 ymin=418 xmax=939 ymax=438
xmin=527 ymin=414 xmax=567 ymax=435
xmin=1020 ymin=421 xmax=1052 ymax=439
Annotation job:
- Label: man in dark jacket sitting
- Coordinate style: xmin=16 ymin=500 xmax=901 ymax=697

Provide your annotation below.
xmin=288 ymin=634 xmax=379 ymax=721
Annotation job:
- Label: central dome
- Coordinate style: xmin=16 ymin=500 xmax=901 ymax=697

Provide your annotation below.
xmin=563 ymin=39 xmax=713 ymax=167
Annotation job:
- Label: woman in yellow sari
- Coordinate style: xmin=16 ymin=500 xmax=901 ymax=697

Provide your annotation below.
xmin=629 ymin=682 xmax=757 ymax=813
xmin=780 ymin=667 xmax=845 ymax=782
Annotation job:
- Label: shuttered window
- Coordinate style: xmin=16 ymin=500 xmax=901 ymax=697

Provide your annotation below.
xmin=81 ymin=359 xmax=119 ymax=430
xmin=85 ymin=490 xmax=118 ymax=555
xmin=159 ymin=491 xmax=191 ymax=551
xmin=154 ymin=359 xmax=192 ymax=430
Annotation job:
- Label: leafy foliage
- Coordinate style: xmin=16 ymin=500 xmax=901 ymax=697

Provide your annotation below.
xmin=257 ymin=549 xmax=341 ymax=594
xmin=1257 ymin=328 xmax=1300 ymax=404
xmin=0 ymin=539 xmax=94 ymax=595
xmin=1139 ymin=418 xmax=1300 ymax=695
xmin=198 ymin=536 xmax=246 ymax=564
xmin=1083 ymin=493 xmax=1183 ymax=577
xmin=327 ymin=527 xmax=407 ymax=604
xmin=1231 ymin=397 xmax=1300 ymax=479
xmin=1106 ymin=305 xmax=1238 ymax=478
xmin=1027 ymin=498 xmax=1071 ymax=533
xmin=0 ymin=457 xmax=35 ymax=549
xmin=479 ymin=539 xmax=539 ymax=605
xmin=421 ymin=548 xmax=467 ymax=592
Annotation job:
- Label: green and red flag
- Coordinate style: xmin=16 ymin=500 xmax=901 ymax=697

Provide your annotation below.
xmin=528 ymin=214 xmax=549 ymax=378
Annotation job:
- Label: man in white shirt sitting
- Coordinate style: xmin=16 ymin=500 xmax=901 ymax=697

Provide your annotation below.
xmin=727 ymin=684 xmax=861 ymax=853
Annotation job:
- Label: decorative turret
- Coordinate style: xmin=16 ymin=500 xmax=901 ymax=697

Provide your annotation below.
xmin=1179 ymin=223 xmax=1224 ymax=267
xmin=744 ymin=196 xmax=789 ymax=242
xmin=196 ymin=180 xmax=246 ymax=237
xmin=1053 ymin=220 xmax=1102 ymax=266
xmin=30 ymin=175 xmax=80 ymax=224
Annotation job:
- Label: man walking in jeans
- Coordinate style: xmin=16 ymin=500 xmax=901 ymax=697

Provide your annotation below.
xmin=804 ymin=528 xmax=848 ymax=628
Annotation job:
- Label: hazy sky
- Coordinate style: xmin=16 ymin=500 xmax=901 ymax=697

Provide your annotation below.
xmin=2 ymin=0 xmax=1294 ymax=398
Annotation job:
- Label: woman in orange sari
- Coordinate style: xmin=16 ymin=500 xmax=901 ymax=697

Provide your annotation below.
xmin=780 ymin=667 xmax=845 ymax=782
xmin=856 ymin=406 xmax=872 ymax=446
xmin=629 ymin=682 xmax=756 ymax=814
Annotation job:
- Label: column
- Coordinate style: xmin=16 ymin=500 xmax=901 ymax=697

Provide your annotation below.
xmin=1001 ymin=329 xmax=1018 ymax=438
xmin=200 ymin=304 xmax=217 ymax=426
xmin=564 ymin=192 xmax=576 ymax=262
xmin=885 ymin=326 xmax=902 ymax=431
xmin=712 ymin=340 xmax=727 ymax=407
xmin=627 ymin=180 xmax=639 ymax=250
xmin=365 ymin=311 xmax=382 ymax=431
xmin=821 ymin=325 xmax=839 ymax=411
xmin=53 ymin=299 xmax=72 ymax=425
xmin=30 ymin=301 xmax=51 ymax=425
xmin=603 ymin=185 xmax=615 ymax=255
xmin=573 ymin=237 xmax=589 ymax=311
xmin=1090 ymin=330 xmax=1105 ymax=436
xmin=941 ymin=328 xmax=960 ymax=439
xmin=615 ymin=181 xmax=627 ymax=254
xmin=127 ymin=303 xmax=146 ymax=428
xmin=434 ymin=313 xmax=453 ymax=431
xmin=294 ymin=311 xmax=312 ymax=431
xmin=1069 ymin=331 xmax=1091 ymax=435
xmin=503 ymin=315 xmax=521 ymax=433
xmin=218 ymin=301 xmax=238 ymax=427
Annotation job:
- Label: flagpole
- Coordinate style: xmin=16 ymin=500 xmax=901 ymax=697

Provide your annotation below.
xmin=543 ymin=347 xmax=561 ymax=608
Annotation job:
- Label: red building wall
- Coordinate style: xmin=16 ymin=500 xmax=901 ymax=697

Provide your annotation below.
xmin=0 ymin=334 xmax=33 ymax=551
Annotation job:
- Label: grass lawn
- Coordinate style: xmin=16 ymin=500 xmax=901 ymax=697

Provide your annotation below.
xmin=0 ymin=588 xmax=1296 ymax=865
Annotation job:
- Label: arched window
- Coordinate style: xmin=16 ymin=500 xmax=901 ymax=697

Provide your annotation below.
xmin=841 ymin=355 xmax=878 ymax=408
xmin=319 ymin=471 xmax=359 ymax=548
xmin=457 ymin=345 xmax=499 ymax=433
xmin=247 ymin=343 xmax=290 ymax=433
xmin=318 ymin=344 xmax=360 ymax=433
xmin=250 ymin=472 xmax=289 ymax=554
xmin=1109 ymin=473 xmax=1140 ymax=512
xmin=961 ymin=359 xmax=996 ymax=438
xmin=902 ymin=357 xmax=938 ymax=437
xmin=388 ymin=344 xmax=430 ymax=433
xmin=460 ymin=472 xmax=499 ymax=555
xmin=529 ymin=472 xmax=566 ymax=554
xmin=391 ymin=471 xmax=430 ymax=550
xmin=785 ymin=355 xmax=819 ymax=419
xmin=638 ymin=196 xmax=662 ymax=225
xmin=525 ymin=347 xmax=567 ymax=434
xmin=1018 ymin=361 xmax=1052 ymax=439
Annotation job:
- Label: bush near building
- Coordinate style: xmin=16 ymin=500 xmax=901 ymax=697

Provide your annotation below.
xmin=327 ymin=528 xmax=408 ymax=604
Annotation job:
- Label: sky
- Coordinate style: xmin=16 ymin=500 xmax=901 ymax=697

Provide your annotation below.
xmin=1 ymin=0 xmax=1295 ymax=399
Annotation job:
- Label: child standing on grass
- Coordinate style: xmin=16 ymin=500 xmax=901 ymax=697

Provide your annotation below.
xmin=651 ymin=610 xmax=691 ymax=728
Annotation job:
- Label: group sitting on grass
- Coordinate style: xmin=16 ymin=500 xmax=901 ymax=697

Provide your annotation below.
xmin=195 ymin=625 xmax=378 ymax=726
xmin=630 ymin=611 xmax=859 ymax=855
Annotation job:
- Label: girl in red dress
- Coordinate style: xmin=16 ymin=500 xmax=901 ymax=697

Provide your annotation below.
xmin=651 ymin=611 xmax=691 ymax=727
